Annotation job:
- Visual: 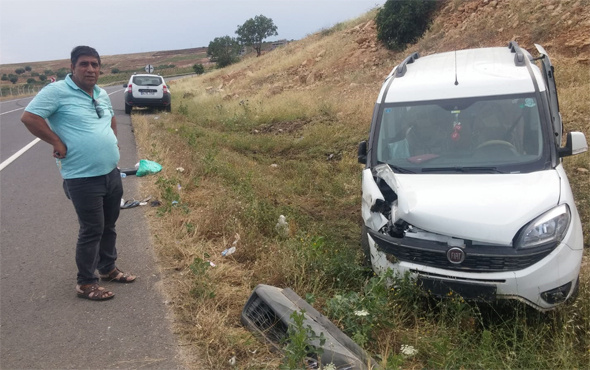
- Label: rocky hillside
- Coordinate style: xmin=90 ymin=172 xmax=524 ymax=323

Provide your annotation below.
xmin=183 ymin=0 xmax=589 ymax=146
xmin=198 ymin=0 xmax=589 ymax=91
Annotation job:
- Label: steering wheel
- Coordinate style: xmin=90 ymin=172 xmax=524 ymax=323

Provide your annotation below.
xmin=475 ymin=140 xmax=519 ymax=156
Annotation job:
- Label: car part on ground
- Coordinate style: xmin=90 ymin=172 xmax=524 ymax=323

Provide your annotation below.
xmin=241 ymin=284 xmax=379 ymax=369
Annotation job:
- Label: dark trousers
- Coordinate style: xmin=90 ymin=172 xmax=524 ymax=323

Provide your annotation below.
xmin=63 ymin=168 xmax=123 ymax=285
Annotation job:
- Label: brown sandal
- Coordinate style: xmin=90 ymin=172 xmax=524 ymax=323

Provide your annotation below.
xmin=76 ymin=283 xmax=114 ymax=301
xmin=99 ymin=267 xmax=136 ymax=283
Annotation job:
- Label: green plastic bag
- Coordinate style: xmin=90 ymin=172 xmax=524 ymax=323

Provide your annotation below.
xmin=136 ymin=159 xmax=162 ymax=177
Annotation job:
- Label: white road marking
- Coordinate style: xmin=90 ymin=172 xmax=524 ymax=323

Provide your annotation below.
xmin=0 ymin=107 xmax=25 ymax=115
xmin=0 ymin=138 xmax=41 ymax=171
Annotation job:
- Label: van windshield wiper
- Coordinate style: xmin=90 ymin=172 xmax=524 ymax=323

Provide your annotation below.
xmin=388 ymin=164 xmax=415 ymax=174
xmin=421 ymin=166 xmax=502 ymax=173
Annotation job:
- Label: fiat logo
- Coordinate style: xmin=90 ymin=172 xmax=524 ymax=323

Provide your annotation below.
xmin=447 ymin=247 xmax=465 ymax=264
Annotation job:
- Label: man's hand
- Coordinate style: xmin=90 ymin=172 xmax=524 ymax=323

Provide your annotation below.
xmin=53 ymin=142 xmax=67 ymax=159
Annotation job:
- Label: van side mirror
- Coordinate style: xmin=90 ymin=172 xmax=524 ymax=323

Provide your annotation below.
xmin=358 ymin=141 xmax=367 ymax=164
xmin=559 ymin=132 xmax=588 ymax=157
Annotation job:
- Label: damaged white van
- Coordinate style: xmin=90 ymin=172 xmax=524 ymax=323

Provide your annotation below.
xmin=358 ymin=42 xmax=588 ymax=311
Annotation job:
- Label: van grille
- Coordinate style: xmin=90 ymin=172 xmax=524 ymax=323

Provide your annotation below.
xmin=368 ymin=230 xmax=554 ymax=272
xmin=242 ymin=294 xmax=289 ymax=344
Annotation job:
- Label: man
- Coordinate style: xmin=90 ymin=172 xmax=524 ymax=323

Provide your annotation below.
xmin=21 ymin=46 xmax=135 ymax=301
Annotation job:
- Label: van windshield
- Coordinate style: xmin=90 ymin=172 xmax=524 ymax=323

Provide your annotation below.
xmin=375 ymin=95 xmax=547 ymax=173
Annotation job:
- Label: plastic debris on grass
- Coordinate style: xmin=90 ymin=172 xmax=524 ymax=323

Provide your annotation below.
xmin=222 ymin=233 xmax=240 ymax=256
xmin=275 ymin=215 xmax=289 ymax=237
xmin=135 ymin=159 xmax=162 ymax=177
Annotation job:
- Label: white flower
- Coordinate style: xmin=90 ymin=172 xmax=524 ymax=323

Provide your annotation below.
xmin=323 ymin=363 xmax=337 ymax=370
xmin=400 ymin=344 xmax=418 ymax=357
xmin=354 ymin=309 xmax=369 ymax=317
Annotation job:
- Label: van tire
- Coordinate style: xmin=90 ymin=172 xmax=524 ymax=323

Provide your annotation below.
xmin=125 ymin=103 xmax=132 ymax=114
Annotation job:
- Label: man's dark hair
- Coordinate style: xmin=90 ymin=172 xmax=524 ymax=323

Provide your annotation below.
xmin=70 ymin=46 xmax=101 ymax=66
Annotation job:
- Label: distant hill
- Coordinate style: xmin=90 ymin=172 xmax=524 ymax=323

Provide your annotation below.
xmin=0 ymin=47 xmax=211 ymax=87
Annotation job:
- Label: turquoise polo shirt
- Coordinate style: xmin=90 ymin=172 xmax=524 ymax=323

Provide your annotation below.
xmin=25 ymin=74 xmax=119 ymax=179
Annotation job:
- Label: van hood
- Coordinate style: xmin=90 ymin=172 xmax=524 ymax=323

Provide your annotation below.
xmin=379 ymin=168 xmax=561 ymax=245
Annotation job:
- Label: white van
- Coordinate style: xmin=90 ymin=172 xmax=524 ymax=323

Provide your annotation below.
xmin=358 ymin=42 xmax=588 ymax=311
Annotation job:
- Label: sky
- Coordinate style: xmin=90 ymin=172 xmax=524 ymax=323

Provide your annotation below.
xmin=0 ymin=0 xmax=386 ymax=65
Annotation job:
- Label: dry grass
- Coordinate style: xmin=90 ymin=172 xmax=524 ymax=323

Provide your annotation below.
xmin=131 ymin=1 xmax=590 ymax=368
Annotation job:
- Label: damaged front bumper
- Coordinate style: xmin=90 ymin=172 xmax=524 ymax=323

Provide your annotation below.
xmin=364 ymin=228 xmax=582 ymax=310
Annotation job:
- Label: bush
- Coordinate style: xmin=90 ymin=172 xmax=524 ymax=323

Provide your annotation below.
xmin=111 ymin=68 xmax=120 ymax=74
xmin=27 ymin=78 xmax=36 ymax=84
xmin=193 ymin=63 xmax=205 ymax=75
xmin=25 ymin=66 xmax=32 ymax=72
xmin=375 ymin=0 xmax=438 ymax=51
xmin=15 ymin=68 xmax=26 ymax=75
xmin=56 ymin=68 xmax=68 ymax=79
xmin=9 ymin=76 xmax=18 ymax=84
xmin=39 ymin=75 xmax=47 ymax=81
xmin=208 ymin=36 xmax=241 ymax=68
xmin=1 ymin=74 xmax=7 ymax=81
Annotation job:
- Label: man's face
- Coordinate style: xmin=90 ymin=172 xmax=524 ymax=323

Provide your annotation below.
xmin=71 ymin=55 xmax=100 ymax=93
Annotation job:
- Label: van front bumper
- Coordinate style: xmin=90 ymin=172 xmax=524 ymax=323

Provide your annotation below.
xmin=366 ymin=231 xmax=583 ymax=310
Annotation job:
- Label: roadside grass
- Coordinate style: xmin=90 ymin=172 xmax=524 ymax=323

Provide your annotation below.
xmin=558 ymin=59 xmax=590 ymax=247
xmin=131 ymin=4 xmax=590 ymax=369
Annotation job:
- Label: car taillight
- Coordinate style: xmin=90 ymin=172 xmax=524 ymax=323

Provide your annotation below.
xmin=163 ymin=85 xmax=169 ymax=94
xmin=126 ymin=84 xmax=132 ymax=93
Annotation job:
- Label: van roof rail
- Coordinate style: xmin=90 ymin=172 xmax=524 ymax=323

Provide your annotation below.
xmin=508 ymin=41 xmax=526 ymax=66
xmin=394 ymin=52 xmax=420 ymax=77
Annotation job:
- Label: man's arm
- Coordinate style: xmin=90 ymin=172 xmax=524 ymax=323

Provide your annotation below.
xmin=111 ymin=116 xmax=117 ymax=138
xmin=21 ymin=111 xmax=67 ymax=159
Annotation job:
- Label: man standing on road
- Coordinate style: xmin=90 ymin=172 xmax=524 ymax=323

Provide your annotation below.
xmin=21 ymin=46 xmax=136 ymax=301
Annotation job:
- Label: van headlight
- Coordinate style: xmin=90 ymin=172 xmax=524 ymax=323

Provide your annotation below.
xmin=516 ymin=204 xmax=571 ymax=249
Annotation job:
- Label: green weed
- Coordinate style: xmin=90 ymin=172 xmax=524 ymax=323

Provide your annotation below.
xmin=188 ymin=256 xmax=216 ymax=299
xmin=281 ymin=310 xmax=326 ymax=369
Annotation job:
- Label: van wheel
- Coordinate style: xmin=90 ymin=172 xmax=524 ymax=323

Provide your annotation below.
xmin=360 ymin=225 xmax=372 ymax=267
xmin=125 ymin=104 xmax=132 ymax=114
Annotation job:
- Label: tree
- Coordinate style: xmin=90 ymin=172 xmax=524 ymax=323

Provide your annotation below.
xmin=207 ymin=36 xmax=241 ymax=68
xmin=9 ymin=76 xmax=18 ymax=84
xmin=27 ymin=78 xmax=36 ymax=84
xmin=375 ymin=0 xmax=438 ymax=51
xmin=39 ymin=74 xmax=47 ymax=81
xmin=25 ymin=66 xmax=32 ymax=72
xmin=56 ymin=68 xmax=68 ymax=79
xmin=235 ymin=15 xmax=278 ymax=57
xmin=15 ymin=68 xmax=26 ymax=75
xmin=193 ymin=63 xmax=205 ymax=75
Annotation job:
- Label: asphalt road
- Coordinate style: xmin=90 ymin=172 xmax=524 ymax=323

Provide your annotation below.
xmin=0 ymin=87 xmax=184 ymax=369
